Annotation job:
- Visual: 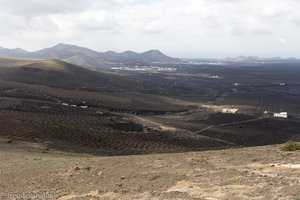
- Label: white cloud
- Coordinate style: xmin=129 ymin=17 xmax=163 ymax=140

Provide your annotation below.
xmin=0 ymin=0 xmax=300 ymax=57
xmin=50 ymin=11 xmax=121 ymax=33
xmin=280 ymin=38 xmax=287 ymax=43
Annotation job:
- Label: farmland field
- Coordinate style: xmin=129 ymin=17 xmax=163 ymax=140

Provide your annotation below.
xmin=0 ymin=58 xmax=300 ymax=155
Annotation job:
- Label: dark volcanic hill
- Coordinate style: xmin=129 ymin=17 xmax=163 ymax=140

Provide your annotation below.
xmin=140 ymin=50 xmax=179 ymax=63
xmin=0 ymin=57 xmax=140 ymax=91
xmin=0 ymin=57 xmax=187 ymax=112
xmin=0 ymin=44 xmax=181 ymax=69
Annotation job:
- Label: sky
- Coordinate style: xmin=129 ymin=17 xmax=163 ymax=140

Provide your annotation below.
xmin=0 ymin=0 xmax=300 ymax=58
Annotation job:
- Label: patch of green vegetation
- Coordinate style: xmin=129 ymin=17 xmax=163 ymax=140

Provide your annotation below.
xmin=281 ymin=141 xmax=300 ymax=151
xmin=293 ymin=196 xmax=300 ymax=200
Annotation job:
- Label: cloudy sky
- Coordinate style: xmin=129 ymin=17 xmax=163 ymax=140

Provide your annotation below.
xmin=0 ymin=0 xmax=299 ymax=58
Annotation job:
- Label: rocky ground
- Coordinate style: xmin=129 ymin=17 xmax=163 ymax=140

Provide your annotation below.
xmin=0 ymin=138 xmax=299 ymax=200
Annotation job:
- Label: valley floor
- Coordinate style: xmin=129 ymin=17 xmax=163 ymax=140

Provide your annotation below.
xmin=0 ymin=139 xmax=299 ymax=200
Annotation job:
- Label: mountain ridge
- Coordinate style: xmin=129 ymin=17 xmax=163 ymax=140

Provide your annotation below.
xmin=224 ymin=55 xmax=300 ymax=62
xmin=0 ymin=43 xmax=181 ymax=69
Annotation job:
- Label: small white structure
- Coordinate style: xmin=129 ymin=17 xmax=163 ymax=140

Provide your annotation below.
xmin=280 ymin=83 xmax=286 ymax=86
xmin=273 ymin=112 xmax=288 ymax=118
xmin=80 ymin=106 xmax=88 ymax=109
xmin=222 ymin=108 xmax=239 ymax=114
xmin=234 ymin=83 xmax=239 ymax=86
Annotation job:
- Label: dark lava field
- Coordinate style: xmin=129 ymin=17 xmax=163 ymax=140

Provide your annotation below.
xmin=0 ymin=58 xmax=300 ymax=155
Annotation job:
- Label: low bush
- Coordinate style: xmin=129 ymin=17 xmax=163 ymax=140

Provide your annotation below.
xmin=6 ymin=139 xmax=14 ymax=144
xmin=281 ymin=140 xmax=300 ymax=151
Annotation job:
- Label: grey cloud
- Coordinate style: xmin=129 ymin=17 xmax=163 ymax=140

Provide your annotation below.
xmin=0 ymin=14 xmax=58 ymax=35
xmin=0 ymin=0 xmax=300 ymax=58
xmin=0 ymin=0 xmax=91 ymax=16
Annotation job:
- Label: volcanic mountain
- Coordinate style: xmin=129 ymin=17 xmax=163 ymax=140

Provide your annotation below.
xmin=0 ymin=44 xmax=181 ymax=69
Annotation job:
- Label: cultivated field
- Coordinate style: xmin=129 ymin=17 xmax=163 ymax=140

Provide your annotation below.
xmin=0 ymin=58 xmax=300 ymax=155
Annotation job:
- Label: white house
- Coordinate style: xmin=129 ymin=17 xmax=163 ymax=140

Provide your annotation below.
xmin=273 ymin=112 xmax=288 ymax=118
xmin=222 ymin=108 xmax=239 ymax=114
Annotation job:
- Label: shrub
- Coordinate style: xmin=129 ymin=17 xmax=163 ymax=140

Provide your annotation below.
xmin=281 ymin=141 xmax=300 ymax=151
xmin=6 ymin=139 xmax=14 ymax=144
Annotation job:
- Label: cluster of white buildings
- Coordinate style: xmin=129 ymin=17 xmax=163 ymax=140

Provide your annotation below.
xmin=273 ymin=112 xmax=288 ymax=118
xmin=111 ymin=66 xmax=177 ymax=72
xmin=264 ymin=111 xmax=288 ymax=118
xmin=62 ymin=103 xmax=88 ymax=109
xmin=182 ymin=61 xmax=225 ymax=65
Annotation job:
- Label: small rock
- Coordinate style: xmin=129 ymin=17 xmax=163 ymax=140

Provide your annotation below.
xmin=85 ymin=167 xmax=92 ymax=171
xmin=121 ymin=176 xmax=126 ymax=180
xmin=121 ymin=190 xmax=129 ymax=194
xmin=74 ymin=167 xmax=81 ymax=171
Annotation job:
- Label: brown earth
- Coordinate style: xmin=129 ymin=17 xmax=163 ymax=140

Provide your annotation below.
xmin=0 ymin=138 xmax=299 ymax=200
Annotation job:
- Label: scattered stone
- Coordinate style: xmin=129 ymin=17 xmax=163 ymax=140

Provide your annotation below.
xmin=85 ymin=167 xmax=92 ymax=171
xmin=96 ymin=111 xmax=104 ymax=115
xmin=121 ymin=190 xmax=129 ymax=194
xmin=74 ymin=167 xmax=80 ymax=171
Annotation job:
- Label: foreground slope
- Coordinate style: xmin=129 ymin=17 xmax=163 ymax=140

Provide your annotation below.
xmin=0 ymin=140 xmax=299 ymax=200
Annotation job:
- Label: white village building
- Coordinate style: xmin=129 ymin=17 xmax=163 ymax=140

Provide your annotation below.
xmin=221 ymin=108 xmax=239 ymax=114
xmin=273 ymin=112 xmax=288 ymax=118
